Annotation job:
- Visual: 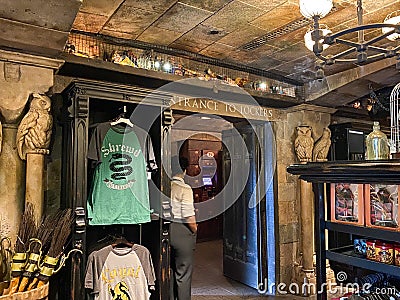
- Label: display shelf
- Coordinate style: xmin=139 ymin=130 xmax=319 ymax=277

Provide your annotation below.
xmin=59 ymin=53 xmax=303 ymax=108
xmin=287 ymin=160 xmax=400 ymax=183
xmin=326 ymin=246 xmax=400 ymax=277
xmin=287 ymin=160 xmax=400 ymax=300
xmin=325 ymin=222 xmax=400 ymax=243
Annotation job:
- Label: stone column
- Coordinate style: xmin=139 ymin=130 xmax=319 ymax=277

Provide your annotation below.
xmin=285 ymin=104 xmax=336 ymax=293
xmin=0 ymin=49 xmax=63 ymax=239
xmin=0 ymin=124 xmax=25 ymax=239
xmin=25 ymin=153 xmax=46 ymax=223
xmin=299 ymin=179 xmax=315 ymax=287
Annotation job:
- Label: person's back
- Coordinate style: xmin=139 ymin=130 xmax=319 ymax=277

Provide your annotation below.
xmin=169 ymin=156 xmax=197 ymax=300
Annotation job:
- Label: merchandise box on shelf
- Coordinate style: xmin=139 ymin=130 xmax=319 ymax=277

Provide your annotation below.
xmin=364 ymin=184 xmax=400 ymax=231
xmin=330 ymin=183 xmax=364 ymax=226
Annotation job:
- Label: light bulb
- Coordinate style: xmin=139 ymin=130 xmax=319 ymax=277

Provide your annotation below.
xmin=299 ymin=0 xmax=333 ymax=19
xmin=383 ymin=11 xmax=400 ymax=41
xmin=163 ymin=62 xmax=172 ymax=72
xmin=259 ymin=82 xmax=267 ymax=91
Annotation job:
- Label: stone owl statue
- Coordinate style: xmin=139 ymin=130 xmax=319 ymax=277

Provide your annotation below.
xmin=313 ymin=127 xmax=331 ymax=162
xmin=16 ymin=94 xmax=53 ymax=160
xmin=294 ymin=125 xmax=314 ymax=162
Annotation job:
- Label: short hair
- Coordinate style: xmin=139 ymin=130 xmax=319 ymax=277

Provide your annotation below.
xmin=171 ymin=155 xmax=189 ymax=176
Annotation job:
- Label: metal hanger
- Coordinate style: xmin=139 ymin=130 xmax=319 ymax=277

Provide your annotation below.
xmin=110 ymin=106 xmax=133 ymax=127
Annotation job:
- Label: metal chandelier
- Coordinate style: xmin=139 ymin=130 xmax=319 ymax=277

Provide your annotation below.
xmin=300 ymin=0 xmax=400 ymax=79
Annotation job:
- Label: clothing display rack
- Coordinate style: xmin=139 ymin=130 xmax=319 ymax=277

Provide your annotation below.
xmin=61 ymin=79 xmax=173 ymax=300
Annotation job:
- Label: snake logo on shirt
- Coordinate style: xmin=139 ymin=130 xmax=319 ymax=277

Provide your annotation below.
xmin=109 ymin=281 xmax=131 ymax=300
xmin=109 ymin=153 xmax=133 ymax=180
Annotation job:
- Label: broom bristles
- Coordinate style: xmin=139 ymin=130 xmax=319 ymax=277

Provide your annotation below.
xmin=31 ymin=210 xmax=63 ymax=254
xmin=15 ymin=203 xmax=37 ymax=253
xmin=47 ymin=209 xmax=74 ymax=257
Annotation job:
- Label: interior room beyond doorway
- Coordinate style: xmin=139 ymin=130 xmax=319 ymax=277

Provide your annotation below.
xmin=171 ymin=112 xmax=266 ymax=298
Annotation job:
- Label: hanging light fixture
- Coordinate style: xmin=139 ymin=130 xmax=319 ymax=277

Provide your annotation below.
xmin=304 ymin=25 xmax=332 ymax=52
xmin=300 ymin=0 xmax=400 ymax=79
xmin=383 ymin=11 xmax=400 ymax=41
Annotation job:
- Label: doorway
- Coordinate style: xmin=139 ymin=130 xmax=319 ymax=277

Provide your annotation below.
xmin=171 ymin=112 xmax=276 ymax=297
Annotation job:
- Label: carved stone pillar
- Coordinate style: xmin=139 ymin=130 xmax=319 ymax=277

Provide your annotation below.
xmin=0 ymin=124 xmax=25 ymax=239
xmin=0 ymin=50 xmax=63 ymax=239
xmin=17 ymin=94 xmax=53 ymax=223
xmin=299 ymin=179 xmax=316 ymax=287
xmin=287 ymin=104 xmax=336 ymax=294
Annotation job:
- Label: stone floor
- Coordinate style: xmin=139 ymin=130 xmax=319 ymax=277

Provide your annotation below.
xmin=191 ymin=240 xmax=305 ymax=300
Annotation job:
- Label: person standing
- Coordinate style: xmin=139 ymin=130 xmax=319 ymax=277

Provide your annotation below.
xmin=169 ymin=156 xmax=197 ymax=300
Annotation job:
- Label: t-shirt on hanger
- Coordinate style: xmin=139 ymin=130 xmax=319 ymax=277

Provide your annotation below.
xmin=87 ymin=122 xmax=157 ymax=225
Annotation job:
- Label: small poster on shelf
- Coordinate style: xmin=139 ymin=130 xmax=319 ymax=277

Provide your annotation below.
xmin=365 ymin=184 xmax=400 ymax=231
xmin=330 ymin=183 xmax=364 ymax=225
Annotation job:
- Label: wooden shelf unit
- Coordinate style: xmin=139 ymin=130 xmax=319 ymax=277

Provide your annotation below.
xmin=287 ymin=160 xmax=400 ymax=300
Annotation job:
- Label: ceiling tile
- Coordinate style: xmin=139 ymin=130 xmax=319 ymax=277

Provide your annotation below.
xmin=363 ymin=2 xmax=400 ymax=23
xmin=136 ymin=26 xmax=182 ymax=45
xmin=0 ymin=0 xmax=82 ymax=32
xmin=119 ymin=0 xmax=178 ymax=13
xmin=249 ymin=56 xmax=283 ymax=69
xmin=251 ymin=3 xmax=302 ymax=32
xmin=102 ymin=6 xmax=161 ymax=34
xmin=199 ymin=42 xmax=235 ymax=58
xmin=223 ymin=50 xmax=254 ymax=65
xmin=218 ymin=25 xmax=267 ymax=48
xmin=273 ymin=55 xmax=316 ymax=74
xmin=363 ymin=0 xmax=398 ymax=12
xmin=264 ymin=28 xmax=306 ymax=49
xmin=321 ymin=4 xmax=355 ymax=29
xmin=99 ymin=29 xmax=138 ymax=39
xmin=170 ymin=36 xmax=212 ymax=52
xmin=179 ymin=0 xmax=233 ymax=12
xmin=72 ymin=12 xmax=109 ymax=33
xmin=202 ymin=0 xmax=266 ymax=33
xmin=239 ymin=0 xmax=287 ymax=11
xmin=153 ymin=2 xmax=212 ymax=33
xmin=269 ymin=42 xmax=311 ymax=61
xmin=79 ymin=0 xmax=124 ymax=16
xmin=182 ymin=24 xmax=228 ymax=43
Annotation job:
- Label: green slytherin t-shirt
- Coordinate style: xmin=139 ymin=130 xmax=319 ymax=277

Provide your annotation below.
xmin=87 ymin=123 xmax=157 ymax=225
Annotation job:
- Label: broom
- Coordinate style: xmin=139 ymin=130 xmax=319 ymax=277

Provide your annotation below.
xmin=5 ymin=202 xmax=38 ymax=295
xmin=30 ymin=209 xmax=77 ymax=289
xmin=18 ymin=211 xmax=61 ymax=292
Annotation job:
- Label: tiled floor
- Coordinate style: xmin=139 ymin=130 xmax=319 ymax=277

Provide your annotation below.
xmin=191 ymin=240 xmax=296 ymax=300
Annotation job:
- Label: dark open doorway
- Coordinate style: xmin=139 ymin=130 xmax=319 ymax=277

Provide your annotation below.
xmin=171 ymin=112 xmax=276 ymax=298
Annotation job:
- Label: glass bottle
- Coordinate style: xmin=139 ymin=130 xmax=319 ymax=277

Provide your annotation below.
xmin=365 ymin=121 xmax=390 ymax=160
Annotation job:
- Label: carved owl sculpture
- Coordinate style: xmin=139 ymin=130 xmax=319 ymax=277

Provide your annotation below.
xmin=16 ymin=94 xmax=53 ymax=160
xmin=313 ymin=127 xmax=332 ymax=162
xmin=294 ymin=125 xmax=314 ymax=162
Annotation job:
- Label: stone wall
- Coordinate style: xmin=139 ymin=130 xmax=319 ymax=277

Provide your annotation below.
xmin=274 ymin=104 xmax=335 ymax=286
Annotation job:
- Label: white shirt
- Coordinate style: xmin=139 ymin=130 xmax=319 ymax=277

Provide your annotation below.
xmin=170 ymin=176 xmax=195 ymax=220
